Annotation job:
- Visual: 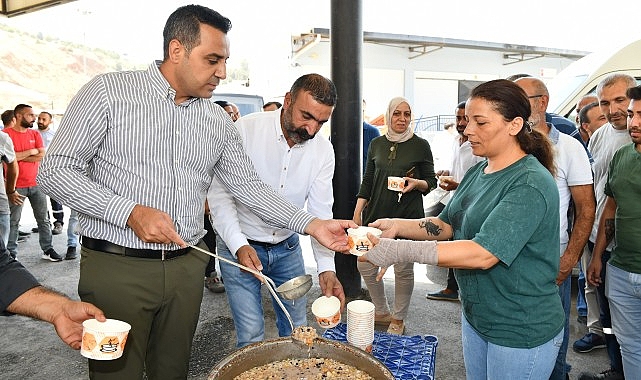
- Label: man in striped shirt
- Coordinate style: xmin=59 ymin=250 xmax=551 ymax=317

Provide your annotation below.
xmin=37 ymin=5 xmax=354 ymax=380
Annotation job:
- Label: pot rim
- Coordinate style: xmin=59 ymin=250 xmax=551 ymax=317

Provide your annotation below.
xmin=208 ymin=336 xmax=394 ymax=379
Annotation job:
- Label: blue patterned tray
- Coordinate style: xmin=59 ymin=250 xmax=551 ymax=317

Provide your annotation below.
xmin=322 ymin=322 xmax=437 ymax=380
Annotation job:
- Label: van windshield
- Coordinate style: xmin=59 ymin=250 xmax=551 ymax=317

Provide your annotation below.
xmin=547 ymin=74 xmax=588 ymax=112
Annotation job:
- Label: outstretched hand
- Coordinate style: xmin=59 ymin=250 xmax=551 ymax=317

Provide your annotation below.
xmin=53 ymin=300 xmax=106 ymax=350
xmin=305 ymin=218 xmax=357 ymax=253
xmin=368 ymin=218 xmax=399 ymax=239
xmin=357 ymin=233 xmax=389 ymax=281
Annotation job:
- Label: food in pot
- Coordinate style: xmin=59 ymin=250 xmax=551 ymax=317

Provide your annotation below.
xmin=232 ymin=357 xmax=375 ymax=379
xmin=291 ymin=326 xmax=318 ymax=347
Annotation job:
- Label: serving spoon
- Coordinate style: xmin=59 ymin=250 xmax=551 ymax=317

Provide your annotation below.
xmin=189 ymin=244 xmax=312 ymax=331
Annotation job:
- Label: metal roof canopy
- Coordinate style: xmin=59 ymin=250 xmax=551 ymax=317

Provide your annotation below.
xmin=294 ymin=27 xmax=591 ymax=65
xmin=1 ymin=0 xmax=75 ymax=17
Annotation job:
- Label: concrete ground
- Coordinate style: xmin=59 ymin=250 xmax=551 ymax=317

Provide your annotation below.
xmin=1 ymin=204 xmax=612 ymax=379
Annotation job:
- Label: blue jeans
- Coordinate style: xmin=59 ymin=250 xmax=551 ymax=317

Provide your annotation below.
xmin=0 ymin=213 xmax=10 ymax=248
xmin=217 ymin=234 xmax=307 ymax=347
xmin=8 ymin=186 xmax=53 ymax=256
xmin=67 ymin=209 xmax=78 ymax=247
xmin=606 ymin=263 xmax=641 ymax=377
xmin=462 ymin=313 xmax=562 ymax=379
xmin=550 ymin=274 xmax=572 ymax=380
xmin=577 ymin=260 xmax=587 ymax=317
xmin=588 ymin=241 xmax=624 ymax=373
xmin=50 ymin=197 xmax=64 ymax=225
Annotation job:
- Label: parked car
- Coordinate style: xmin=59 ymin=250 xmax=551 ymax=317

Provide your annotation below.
xmin=212 ymin=93 xmax=264 ymax=117
xmin=548 ymin=38 xmax=641 ymax=120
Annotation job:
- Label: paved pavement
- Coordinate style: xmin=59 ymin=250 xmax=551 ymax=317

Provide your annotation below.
xmin=1 ymin=203 xmax=612 ymax=379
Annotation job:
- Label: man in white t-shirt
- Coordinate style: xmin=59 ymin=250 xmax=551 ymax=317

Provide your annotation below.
xmin=517 ymin=77 xmax=595 ymax=380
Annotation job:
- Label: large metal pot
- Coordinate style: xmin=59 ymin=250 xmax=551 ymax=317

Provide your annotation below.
xmin=208 ymin=336 xmax=394 ymax=379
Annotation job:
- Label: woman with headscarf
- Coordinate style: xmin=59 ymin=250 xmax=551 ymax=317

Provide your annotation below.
xmin=353 ymin=97 xmax=437 ymax=334
xmin=358 ymin=80 xmax=564 ymax=379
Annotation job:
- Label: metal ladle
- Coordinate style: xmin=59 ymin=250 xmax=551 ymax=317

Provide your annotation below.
xmin=189 ymin=245 xmax=312 ymax=331
xmin=275 ymin=274 xmax=313 ymax=300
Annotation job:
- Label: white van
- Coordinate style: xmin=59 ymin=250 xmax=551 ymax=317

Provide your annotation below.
xmin=548 ymin=38 xmax=641 ymax=119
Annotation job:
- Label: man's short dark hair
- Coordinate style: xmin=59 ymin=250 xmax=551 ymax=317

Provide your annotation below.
xmin=263 ymin=101 xmax=282 ymax=110
xmin=627 ymin=85 xmax=641 ymax=101
xmin=163 ymin=5 xmax=232 ymax=60
xmin=457 ymin=101 xmax=466 ymax=110
xmin=213 ymin=100 xmax=229 ymax=108
xmin=289 ymin=74 xmax=337 ymax=107
xmin=1 ymin=110 xmax=14 ymax=125
xmin=14 ymin=104 xmax=32 ymax=115
xmin=578 ymin=102 xmax=599 ymax=124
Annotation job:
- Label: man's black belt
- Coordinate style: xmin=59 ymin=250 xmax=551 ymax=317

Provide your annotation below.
xmin=247 ymin=239 xmax=283 ymax=248
xmin=82 ymin=236 xmax=190 ymax=260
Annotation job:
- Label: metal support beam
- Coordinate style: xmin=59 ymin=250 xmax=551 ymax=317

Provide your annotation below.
xmin=330 ymin=0 xmax=362 ymax=297
xmin=408 ymin=45 xmax=443 ymax=59
xmin=503 ymin=52 xmax=546 ymax=65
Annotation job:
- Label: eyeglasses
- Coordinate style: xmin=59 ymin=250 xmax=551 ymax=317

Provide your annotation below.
xmin=527 ymin=95 xmax=544 ymax=99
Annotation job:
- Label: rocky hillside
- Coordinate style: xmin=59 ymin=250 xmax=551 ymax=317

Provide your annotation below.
xmin=0 ymin=23 xmax=145 ymax=114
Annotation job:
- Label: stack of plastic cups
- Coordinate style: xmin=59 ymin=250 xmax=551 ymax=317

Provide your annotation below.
xmin=346 ymin=300 xmax=375 ymax=353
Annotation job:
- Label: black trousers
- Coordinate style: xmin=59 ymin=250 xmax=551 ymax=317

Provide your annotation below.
xmin=203 ymin=214 xmax=217 ymax=277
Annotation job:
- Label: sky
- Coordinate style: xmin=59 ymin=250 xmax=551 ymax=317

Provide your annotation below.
xmin=1 ymin=0 xmax=639 ymax=101
xmin=3 ymin=0 xmax=640 ymax=62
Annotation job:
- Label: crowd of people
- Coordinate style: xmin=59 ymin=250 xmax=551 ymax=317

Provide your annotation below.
xmin=1 ymin=4 xmax=639 ymax=380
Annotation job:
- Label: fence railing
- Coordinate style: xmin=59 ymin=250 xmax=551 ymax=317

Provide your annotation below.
xmin=412 ymin=115 xmax=456 ymax=133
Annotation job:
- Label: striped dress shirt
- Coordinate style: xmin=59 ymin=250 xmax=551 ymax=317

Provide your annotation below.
xmin=37 ymin=61 xmax=314 ymax=251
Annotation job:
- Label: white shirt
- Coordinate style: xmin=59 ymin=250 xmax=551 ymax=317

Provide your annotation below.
xmin=208 ymin=109 xmax=336 ymax=273
xmin=550 ymin=125 xmax=593 ymax=249
xmin=37 ymin=128 xmax=55 ymax=149
xmin=587 ymin=123 xmax=631 ymax=248
xmin=451 ymin=136 xmax=484 ymax=183
xmin=442 ymin=135 xmax=484 ymax=204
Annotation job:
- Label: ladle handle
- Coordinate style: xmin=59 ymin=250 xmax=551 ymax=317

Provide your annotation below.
xmin=190 ymin=244 xmax=264 ymax=279
xmin=189 ymin=244 xmax=294 ymax=331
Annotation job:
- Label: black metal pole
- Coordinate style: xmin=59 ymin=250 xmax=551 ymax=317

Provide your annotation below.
xmin=330 ymin=0 xmax=363 ymax=297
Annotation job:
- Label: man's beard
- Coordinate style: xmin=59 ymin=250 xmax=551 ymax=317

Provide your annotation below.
xmin=283 ymin=110 xmax=315 ymax=144
xmin=20 ymin=119 xmax=33 ymax=129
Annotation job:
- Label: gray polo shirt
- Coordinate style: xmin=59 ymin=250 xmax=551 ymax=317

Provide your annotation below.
xmin=0 ymin=132 xmax=16 ymax=215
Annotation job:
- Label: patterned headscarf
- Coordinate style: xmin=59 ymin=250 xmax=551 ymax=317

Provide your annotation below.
xmin=385 ymin=96 xmax=414 ymax=143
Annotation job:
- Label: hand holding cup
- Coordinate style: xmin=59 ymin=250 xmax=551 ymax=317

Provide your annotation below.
xmin=347 ymin=226 xmax=382 ymax=256
xmin=355 ymin=228 xmax=389 ymax=282
xmin=438 ymin=175 xmax=458 ymax=191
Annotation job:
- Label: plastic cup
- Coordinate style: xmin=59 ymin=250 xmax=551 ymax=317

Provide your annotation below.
xmin=311 ymin=296 xmax=341 ymax=329
xmin=81 ymin=318 xmax=131 ymax=360
xmin=346 ymin=300 xmax=375 ymax=351
xmin=347 ymin=226 xmax=382 ymax=256
xmin=387 ymin=176 xmax=406 ymax=191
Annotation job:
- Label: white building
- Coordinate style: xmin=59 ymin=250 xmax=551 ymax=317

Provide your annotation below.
xmin=290 ymin=28 xmax=588 ymax=129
